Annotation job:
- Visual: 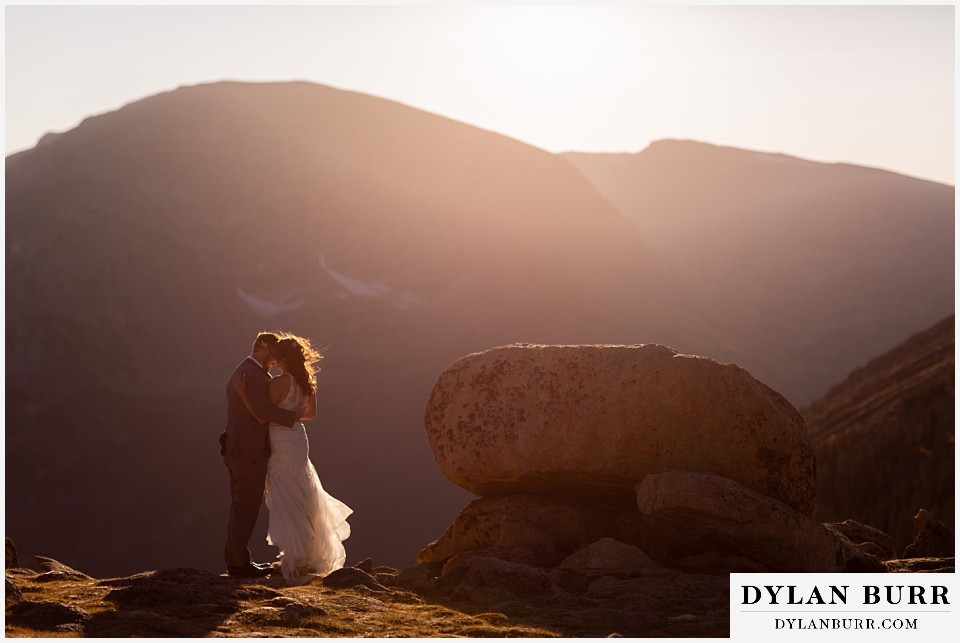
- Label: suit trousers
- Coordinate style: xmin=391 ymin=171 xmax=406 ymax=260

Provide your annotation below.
xmin=224 ymin=456 xmax=269 ymax=568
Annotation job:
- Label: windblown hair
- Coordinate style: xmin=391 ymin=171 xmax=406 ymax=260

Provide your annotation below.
xmin=273 ymin=334 xmax=322 ymax=396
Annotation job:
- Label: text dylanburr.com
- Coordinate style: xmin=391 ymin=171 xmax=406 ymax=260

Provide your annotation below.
xmin=731 ymin=573 xmax=957 ymax=640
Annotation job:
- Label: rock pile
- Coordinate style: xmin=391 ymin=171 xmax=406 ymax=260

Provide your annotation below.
xmin=420 ymin=344 xmax=882 ymax=584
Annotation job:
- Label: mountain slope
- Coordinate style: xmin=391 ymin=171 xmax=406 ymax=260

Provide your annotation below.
xmin=802 ymin=315 xmax=955 ymax=551
xmin=5 ymin=81 xmax=672 ymax=578
xmin=565 ymin=141 xmax=954 ymax=405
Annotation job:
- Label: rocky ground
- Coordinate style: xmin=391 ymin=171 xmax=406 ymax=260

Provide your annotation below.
xmin=6 ymin=550 xmax=953 ymax=638
xmin=5 ymin=555 xmax=730 ymax=638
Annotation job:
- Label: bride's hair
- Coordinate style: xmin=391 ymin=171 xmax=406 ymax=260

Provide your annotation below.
xmin=274 ymin=334 xmax=322 ymax=396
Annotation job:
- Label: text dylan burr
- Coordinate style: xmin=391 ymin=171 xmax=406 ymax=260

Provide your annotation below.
xmin=742 ymin=585 xmax=949 ymax=606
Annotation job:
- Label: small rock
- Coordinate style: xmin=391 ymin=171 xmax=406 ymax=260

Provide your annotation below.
xmin=884 ymin=557 xmax=955 ymax=573
xmin=6 ymin=578 xmax=23 ymax=607
xmin=670 ymin=614 xmax=698 ymax=622
xmin=418 ymin=494 xmax=616 ymax=565
xmin=903 ymin=509 xmax=955 ymax=559
xmin=352 ymin=557 xmax=374 ymax=573
xmin=374 ymin=570 xmax=399 ymax=587
xmin=825 ymin=519 xmax=896 ymax=560
xmin=267 ymin=596 xmax=298 ymax=607
xmin=395 ymin=562 xmax=441 ymax=595
xmin=322 ymin=566 xmax=388 ymax=592
xmin=560 ymin=538 xmax=659 ymax=577
xmin=6 ymin=537 xmax=20 ymax=568
xmin=438 ymin=552 xmax=554 ymax=598
xmin=856 ymin=542 xmax=892 ymax=560
xmin=33 ymin=556 xmax=92 ymax=581
xmin=280 ymin=601 xmax=328 ymax=622
xmin=4 ymin=567 xmax=38 ymax=582
xmin=7 ymin=600 xmax=90 ymax=631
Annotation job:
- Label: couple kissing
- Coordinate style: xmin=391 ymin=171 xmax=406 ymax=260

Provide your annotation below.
xmin=220 ymin=331 xmax=352 ymax=583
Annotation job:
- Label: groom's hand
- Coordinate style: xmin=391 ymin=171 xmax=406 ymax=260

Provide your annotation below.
xmin=294 ymin=402 xmax=308 ymax=421
xmin=232 ymin=372 xmax=247 ymax=394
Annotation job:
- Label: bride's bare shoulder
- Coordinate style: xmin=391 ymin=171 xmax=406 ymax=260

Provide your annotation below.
xmin=267 ymin=372 xmax=292 ymax=400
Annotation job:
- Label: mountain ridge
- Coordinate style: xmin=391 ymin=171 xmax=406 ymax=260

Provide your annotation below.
xmin=5 ymin=79 xmax=953 ymax=578
xmin=566 ymin=138 xmax=954 ymax=187
xmin=564 ymin=141 xmax=954 ymax=405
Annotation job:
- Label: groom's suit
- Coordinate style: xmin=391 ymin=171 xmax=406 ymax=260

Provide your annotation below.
xmin=222 ymin=356 xmax=297 ymax=569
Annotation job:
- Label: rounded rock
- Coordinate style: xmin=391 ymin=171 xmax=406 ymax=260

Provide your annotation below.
xmin=424 ymin=344 xmax=815 ymax=514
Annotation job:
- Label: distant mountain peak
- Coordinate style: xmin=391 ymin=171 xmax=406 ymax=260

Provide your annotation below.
xmin=636 ymin=138 xmax=818 ymax=169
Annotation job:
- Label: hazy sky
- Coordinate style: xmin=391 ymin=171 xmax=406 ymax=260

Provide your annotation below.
xmin=3 ymin=3 xmax=955 ymax=184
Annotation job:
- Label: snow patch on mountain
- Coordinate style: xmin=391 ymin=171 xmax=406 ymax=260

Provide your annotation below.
xmin=319 ymin=254 xmax=429 ymax=310
xmin=235 ymin=287 xmax=307 ymax=318
xmin=396 ymin=290 xmax=429 ymax=309
xmin=319 ymin=253 xmax=390 ymax=300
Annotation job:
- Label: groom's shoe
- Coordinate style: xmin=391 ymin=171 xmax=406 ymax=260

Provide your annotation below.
xmin=226 ymin=563 xmax=270 ymax=578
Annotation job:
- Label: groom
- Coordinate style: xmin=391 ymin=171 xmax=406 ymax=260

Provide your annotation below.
xmin=221 ymin=331 xmax=305 ymax=577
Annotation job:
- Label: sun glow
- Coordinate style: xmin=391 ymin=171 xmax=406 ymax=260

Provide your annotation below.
xmin=4 ymin=4 xmax=954 ymax=183
xmin=432 ymin=4 xmax=665 ymax=152
xmin=460 ymin=6 xmax=629 ymax=102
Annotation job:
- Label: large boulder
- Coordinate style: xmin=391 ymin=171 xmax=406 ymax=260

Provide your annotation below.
xmin=635 ymin=470 xmax=881 ymax=573
xmin=425 ymin=344 xmax=815 ymax=513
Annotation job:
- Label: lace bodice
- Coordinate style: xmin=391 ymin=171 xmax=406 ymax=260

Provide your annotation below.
xmin=274 ymin=374 xmax=304 ymax=417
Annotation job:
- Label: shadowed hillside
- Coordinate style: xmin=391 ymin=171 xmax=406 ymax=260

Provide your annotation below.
xmin=803 ymin=316 xmax=955 ymax=551
xmin=565 ymin=142 xmax=954 ymax=405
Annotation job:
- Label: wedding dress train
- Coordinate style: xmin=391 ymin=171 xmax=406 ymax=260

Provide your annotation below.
xmin=265 ymin=374 xmax=352 ymax=583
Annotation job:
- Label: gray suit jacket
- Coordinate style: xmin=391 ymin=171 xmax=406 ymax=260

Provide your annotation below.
xmin=222 ymin=357 xmax=297 ymax=460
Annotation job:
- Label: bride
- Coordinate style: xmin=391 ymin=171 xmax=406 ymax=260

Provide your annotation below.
xmin=233 ymin=333 xmax=352 ymax=583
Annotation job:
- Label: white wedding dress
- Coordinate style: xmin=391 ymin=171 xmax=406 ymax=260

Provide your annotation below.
xmin=264 ymin=373 xmax=352 ymax=584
